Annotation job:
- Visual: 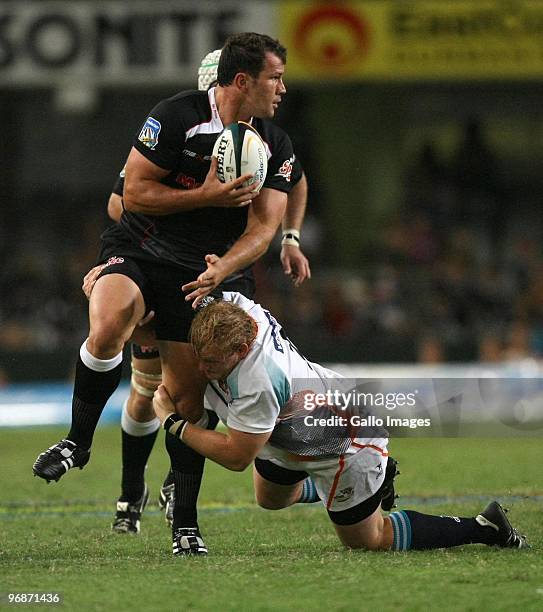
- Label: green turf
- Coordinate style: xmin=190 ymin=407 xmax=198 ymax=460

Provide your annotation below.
xmin=1 ymin=427 xmax=542 ymax=612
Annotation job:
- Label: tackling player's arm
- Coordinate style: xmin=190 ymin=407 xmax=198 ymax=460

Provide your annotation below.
xmin=123 ymin=148 xmax=256 ymax=215
xmin=154 ymin=384 xmax=270 ymax=471
xmin=181 ymin=426 xmax=269 ymax=472
xmin=182 ymin=187 xmax=287 ymax=306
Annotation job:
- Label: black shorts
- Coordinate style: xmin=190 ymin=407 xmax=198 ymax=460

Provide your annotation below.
xmin=97 ymin=244 xmax=255 ymax=343
xmin=254 ymin=457 xmax=384 ymax=526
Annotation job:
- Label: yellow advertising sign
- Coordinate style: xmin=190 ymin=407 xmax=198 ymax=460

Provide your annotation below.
xmin=280 ymin=0 xmax=543 ymax=80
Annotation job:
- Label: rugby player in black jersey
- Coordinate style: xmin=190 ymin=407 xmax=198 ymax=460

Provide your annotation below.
xmin=33 ymin=33 xmax=306 ymax=555
xmin=83 ymin=48 xmax=311 ymax=540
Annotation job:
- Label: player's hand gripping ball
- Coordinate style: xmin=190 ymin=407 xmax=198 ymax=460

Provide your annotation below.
xmin=212 ymin=121 xmax=268 ymax=193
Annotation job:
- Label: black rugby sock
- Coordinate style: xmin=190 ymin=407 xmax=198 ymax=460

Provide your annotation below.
xmin=119 ymin=403 xmax=160 ymax=502
xmin=167 ymin=411 xmax=219 ymax=530
xmin=389 ymin=510 xmax=499 ymax=551
xmin=120 ymin=428 xmax=158 ymax=502
xmin=67 ymin=350 xmax=123 ymax=450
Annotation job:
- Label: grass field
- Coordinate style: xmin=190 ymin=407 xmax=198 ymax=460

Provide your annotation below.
xmin=1 ymin=426 xmax=542 ymax=612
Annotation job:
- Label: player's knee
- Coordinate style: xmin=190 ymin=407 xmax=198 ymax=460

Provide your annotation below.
xmin=87 ymin=328 xmax=124 ymax=357
xmin=255 ymin=496 xmax=283 ymax=510
xmin=168 ymin=393 xmax=204 ymax=423
xmin=254 ymin=490 xmax=289 ymax=510
xmin=89 ymin=318 xmax=131 ymax=354
xmin=127 ymin=389 xmax=155 ymax=421
xmin=334 ymin=511 xmax=388 ymax=551
xmin=343 ymin=535 xmax=383 ymax=552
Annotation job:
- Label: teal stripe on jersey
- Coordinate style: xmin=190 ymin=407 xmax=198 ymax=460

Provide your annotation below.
xmin=263 ymin=355 xmax=291 ymax=407
xmin=389 ymin=511 xmax=412 ymax=551
xmin=228 ymin=370 xmax=239 ymax=399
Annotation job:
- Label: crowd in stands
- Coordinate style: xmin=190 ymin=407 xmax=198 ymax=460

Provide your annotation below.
xmin=260 ymin=118 xmax=543 ymax=364
xmin=1 ymin=118 xmax=542 ymax=381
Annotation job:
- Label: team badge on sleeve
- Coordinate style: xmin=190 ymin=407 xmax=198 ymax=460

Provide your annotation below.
xmin=138 ymin=117 xmax=161 ymax=150
xmin=275 ymin=156 xmax=294 ymax=182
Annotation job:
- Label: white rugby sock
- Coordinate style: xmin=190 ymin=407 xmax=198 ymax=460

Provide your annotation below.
xmin=121 ymin=399 xmax=160 ymax=437
xmin=80 ymin=339 xmax=123 ymax=372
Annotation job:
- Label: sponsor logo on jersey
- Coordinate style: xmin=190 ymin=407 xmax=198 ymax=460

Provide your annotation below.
xmin=104 ymin=256 xmax=125 ymax=267
xmin=138 ymin=116 xmax=161 ymax=150
xmin=334 ymin=486 xmax=354 ymax=503
xmin=176 ymin=173 xmax=202 ymax=190
xmin=275 ymin=156 xmax=294 ymax=182
xmin=215 ymin=135 xmax=229 ymax=183
xmin=183 ymin=148 xmax=212 ymax=162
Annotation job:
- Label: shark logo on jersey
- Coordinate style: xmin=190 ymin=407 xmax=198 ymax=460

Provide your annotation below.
xmin=275 ymin=156 xmax=294 ymax=182
xmin=138 ymin=117 xmax=161 ymax=150
xmin=334 ymin=486 xmax=354 ymax=503
xmin=104 ymin=256 xmax=125 ymax=267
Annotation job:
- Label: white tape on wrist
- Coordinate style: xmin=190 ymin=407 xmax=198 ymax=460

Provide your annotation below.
xmin=281 ymin=228 xmax=300 ymax=248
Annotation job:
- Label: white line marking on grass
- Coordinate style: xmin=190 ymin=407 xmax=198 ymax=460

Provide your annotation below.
xmin=0 ymin=494 xmax=541 ymax=520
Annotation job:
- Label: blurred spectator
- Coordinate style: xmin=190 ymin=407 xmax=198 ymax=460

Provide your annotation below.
xmin=403 ymin=141 xmax=456 ymax=233
xmin=417 ymin=335 xmax=446 ymax=364
xmin=477 ymin=332 xmax=504 ymax=363
xmin=0 ymin=366 xmax=10 ymax=388
xmin=321 ymin=280 xmax=355 ymax=336
xmin=452 ymin=117 xmax=507 ymax=244
xmin=502 ymin=320 xmax=534 ymax=361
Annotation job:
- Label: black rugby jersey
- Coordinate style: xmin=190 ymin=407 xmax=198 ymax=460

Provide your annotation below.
xmin=105 ymin=87 xmax=297 ymax=272
xmin=111 ymin=148 xmax=303 ymax=196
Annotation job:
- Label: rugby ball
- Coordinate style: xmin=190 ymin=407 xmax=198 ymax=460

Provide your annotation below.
xmin=212 ymin=121 xmax=267 ymax=193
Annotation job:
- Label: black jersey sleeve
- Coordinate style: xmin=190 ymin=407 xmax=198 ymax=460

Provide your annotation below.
xmin=291 ymin=155 xmax=303 ymax=186
xmin=261 ymin=123 xmax=296 ymax=194
xmin=132 ymin=97 xmax=187 ymax=171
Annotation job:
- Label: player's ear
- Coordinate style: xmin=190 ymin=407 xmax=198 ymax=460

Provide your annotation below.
xmin=234 ymin=72 xmax=248 ymax=90
xmin=237 ymin=343 xmax=250 ymax=359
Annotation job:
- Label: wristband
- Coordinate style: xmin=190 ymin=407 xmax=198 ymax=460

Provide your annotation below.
xmin=282 ymin=228 xmax=300 ymax=248
xmin=163 ymin=413 xmax=188 ymax=440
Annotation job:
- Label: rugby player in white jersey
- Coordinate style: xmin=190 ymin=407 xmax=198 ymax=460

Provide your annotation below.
xmin=154 ymin=294 xmax=528 ymax=554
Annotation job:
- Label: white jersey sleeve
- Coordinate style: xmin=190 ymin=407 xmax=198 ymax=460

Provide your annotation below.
xmin=226 ymin=388 xmax=279 ymax=434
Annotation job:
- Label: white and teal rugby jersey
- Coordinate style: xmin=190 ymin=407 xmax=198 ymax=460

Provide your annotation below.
xmin=203 ymin=292 xmax=388 ymax=460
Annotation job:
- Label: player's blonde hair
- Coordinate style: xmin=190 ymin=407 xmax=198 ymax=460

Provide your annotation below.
xmin=189 ymin=300 xmax=258 ymax=355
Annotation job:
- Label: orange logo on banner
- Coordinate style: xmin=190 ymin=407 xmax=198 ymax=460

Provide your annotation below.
xmin=293 ymin=5 xmax=370 ymax=72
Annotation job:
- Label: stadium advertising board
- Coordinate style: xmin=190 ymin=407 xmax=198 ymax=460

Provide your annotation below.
xmin=0 ymin=0 xmax=274 ymax=87
xmin=280 ymin=0 xmax=543 ymax=81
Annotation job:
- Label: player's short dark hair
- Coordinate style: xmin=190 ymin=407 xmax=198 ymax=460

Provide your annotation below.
xmin=218 ymin=32 xmax=287 ymax=86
